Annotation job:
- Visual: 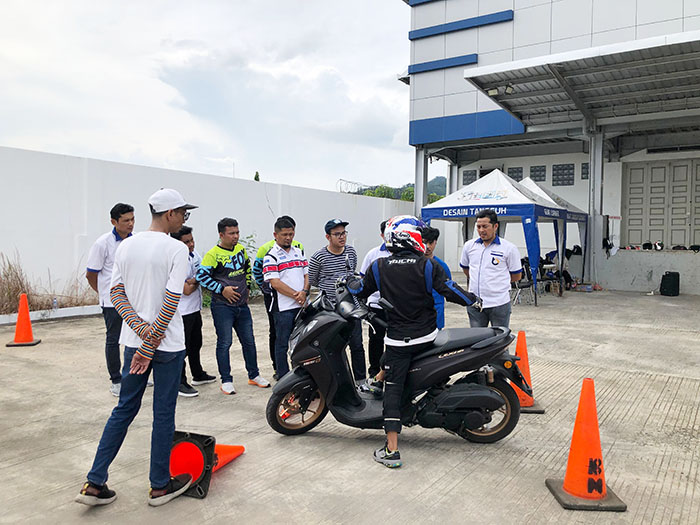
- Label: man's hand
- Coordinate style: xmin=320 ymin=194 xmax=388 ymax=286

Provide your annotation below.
xmin=144 ymin=331 xmax=165 ymax=349
xmin=222 ymin=285 xmax=241 ymax=303
xmin=467 ymin=293 xmax=483 ymax=311
xmin=185 ymin=278 xmax=198 ymax=286
xmin=130 ymin=352 xmax=151 ymax=375
xmin=293 ymin=290 xmax=306 ymax=305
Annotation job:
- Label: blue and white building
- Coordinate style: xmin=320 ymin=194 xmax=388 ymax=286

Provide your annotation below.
xmin=402 ymin=0 xmax=700 ymax=292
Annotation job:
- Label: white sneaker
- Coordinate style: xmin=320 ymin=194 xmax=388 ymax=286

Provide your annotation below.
xmin=248 ymin=375 xmax=271 ymax=388
xmin=220 ymin=382 xmax=236 ymax=395
xmin=109 ymin=383 xmax=121 ymax=397
xmin=147 ymin=378 xmax=154 ymax=387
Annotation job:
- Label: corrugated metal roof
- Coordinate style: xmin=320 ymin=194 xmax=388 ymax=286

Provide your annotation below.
xmin=465 ymin=31 xmax=700 ymax=128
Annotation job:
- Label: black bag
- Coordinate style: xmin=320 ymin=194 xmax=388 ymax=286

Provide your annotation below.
xmin=660 ymin=271 xmax=680 ymax=297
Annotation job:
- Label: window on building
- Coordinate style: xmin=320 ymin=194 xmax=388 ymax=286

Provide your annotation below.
xmin=581 ymin=162 xmax=589 ymax=180
xmin=462 ymin=169 xmax=477 ymax=185
xmin=552 ymin=164 xmax=575 ymax=186
xmin=507 ymin=167 xmax=523 ymax=182
xmin=530 ymin=165 xmax=546 ymax=182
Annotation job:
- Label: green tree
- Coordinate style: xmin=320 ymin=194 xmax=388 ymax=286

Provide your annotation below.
xmin=254 ymin=171 xmax=260 ymax=181
xmin=401 ymin=187 xmax=415 ymax=202
xmin=373 ymin=185 xmax=395 ymax=199
xmin=363 ymin=188 xmax=375 ymax=197
xmin=427 ymin=192 xmax=441 ymax=204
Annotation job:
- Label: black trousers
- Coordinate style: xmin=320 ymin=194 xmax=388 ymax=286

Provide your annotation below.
xmin=382 ymin=341 xmax=432 ymax=434
xmin=182 ymin=311 xmax=204 ymax=382
xmin=263 ymin=293 xmax=277 ymax=370
xmin=367 ymin=306 xmax=387 ymax=377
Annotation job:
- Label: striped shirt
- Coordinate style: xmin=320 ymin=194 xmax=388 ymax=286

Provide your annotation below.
xmin=263 ymin=244 xmax=308 ymax=312
xmin=308 ymin=246 xmax=357 ymax=306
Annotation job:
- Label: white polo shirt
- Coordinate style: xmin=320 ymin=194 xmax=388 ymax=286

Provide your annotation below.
xmin=460 ymin=236 xmax=522 ymax=308
xmin=359 ymin=243 xmax=390 ymax=308
xmin=86 ymin=228 xmax=131 ymax=307
xmin=178 ymin=250 xmax=202 ymax=316
xmin=263 ymin=244 xmax=308 ymax=312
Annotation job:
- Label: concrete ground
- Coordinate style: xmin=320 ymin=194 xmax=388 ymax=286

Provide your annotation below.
xmin=1 ymin=287 xmax=700 ymax=524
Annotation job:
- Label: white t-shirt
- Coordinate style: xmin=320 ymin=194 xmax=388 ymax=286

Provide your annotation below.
xmin=86 ymin=229 xmax=131 ymax=307
xmin=359 ymin=243 xmax=390 ymax=308
xmin=110 ymin=231 xmax=189 ymax=352
xmin=178 ymin=250 xmax=202 ymax=316
xmin=263 ymin=244 xmax=308 ymax=312
xmin=460 ymin=236 xmax=522 ymax=309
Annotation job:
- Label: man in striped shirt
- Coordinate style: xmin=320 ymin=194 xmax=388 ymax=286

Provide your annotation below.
xmin=308 ymin=219 xmax=367 ymax=382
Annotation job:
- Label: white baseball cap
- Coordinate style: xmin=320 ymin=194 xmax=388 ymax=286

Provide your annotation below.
xmin=148 ymin=188 xmax=198 ymax=213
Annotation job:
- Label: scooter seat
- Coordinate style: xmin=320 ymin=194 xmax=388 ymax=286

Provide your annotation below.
xmin=412 ymin=327 xmax=498 ymax=361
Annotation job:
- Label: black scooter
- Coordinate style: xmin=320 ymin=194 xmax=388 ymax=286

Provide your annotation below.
xmin=265 ymin=280 xmax=532 ymax=443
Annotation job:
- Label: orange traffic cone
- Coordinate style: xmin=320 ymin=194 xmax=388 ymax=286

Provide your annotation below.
xmin=545 ymin=378 xmax=626 ymax=511
xmin=512 ymin=331 xmax=543 ymax=413
xmin=6 ymin=293 xmax=41 ymax=347
xmin=213 ymin=444 xmax=245 ymax=472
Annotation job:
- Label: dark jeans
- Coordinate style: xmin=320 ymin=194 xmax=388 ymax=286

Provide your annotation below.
xmin=87 ymin=346 xmax=185 ymax=489
xmin=348 ymin=320 xmax=367 ymax=381
xmin=367 ymin=306 xmax=386 ymax=377
xmin=210 ymin=301 xmax=260 ymax=383
xmin=382 ymin=341 xmax=432 ymax=434
xmin=102 ymin=307 xmax=122 ymax=384
xmin=182 ymin=311 xmax=204 ymax=383
xmin=467 ymin=301 xmax=512 ymax=328
xmin=273 ymin=308 xmax=299 ymax=378
xmin=263 ymin=293 xmax=276 ymax=370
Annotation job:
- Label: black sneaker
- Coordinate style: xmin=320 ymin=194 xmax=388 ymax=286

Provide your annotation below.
xmin=373 ymin=443 xmax=402 ymax=468
xmin=272 ymin=371 xmax=279 ymax=381
xmin=74 ymin=481 xmax=117 ymax=506
xmin=358 ymin=377 xmax=383 ymax=397
xmin=178 ymin=383 xmax=199 ymax=397
xmin=191 ymin=372 xmax=216 ymax=386
xmin=148 ymin=474 xmax=192 ymax=507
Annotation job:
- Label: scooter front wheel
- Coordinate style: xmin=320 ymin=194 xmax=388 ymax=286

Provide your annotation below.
xmin=266 ymin=383 xmax=329 ymax=435
xmin=456 ymin=378 xmax=520 ymax=444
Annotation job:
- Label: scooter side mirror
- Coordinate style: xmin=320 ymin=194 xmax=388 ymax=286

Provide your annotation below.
xmin=378 ymin=298 xmax=394 ymax=312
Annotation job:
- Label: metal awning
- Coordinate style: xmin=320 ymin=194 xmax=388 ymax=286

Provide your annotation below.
xmin=465 ymin=31 xmax=700 ymax=130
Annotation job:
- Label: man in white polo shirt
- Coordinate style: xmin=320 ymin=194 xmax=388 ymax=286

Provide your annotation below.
xmin=263 ymin=216 xmax=309 ymax=379
xmin=86 ymin=203 xmax=135 ymax=397
xmin=460 ymin=209 xmax=522 ymax=328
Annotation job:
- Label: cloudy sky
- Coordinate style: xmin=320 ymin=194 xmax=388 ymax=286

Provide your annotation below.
xmin=0 ymin=1 xmax=440 ymax=191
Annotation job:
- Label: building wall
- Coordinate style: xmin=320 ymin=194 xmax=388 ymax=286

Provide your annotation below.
xmin=408 ymin=0 xmax=700 ymax=145
xmin=0 ymin=146 xmax=412 ymax=292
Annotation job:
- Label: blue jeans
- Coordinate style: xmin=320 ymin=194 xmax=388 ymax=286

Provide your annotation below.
xmin=102 ymin=307 xmax=122 ymax=384
xmin=87 ymin=347 xmax=185 ymax=489
xmin=210 ymin=301 xmax=260 ymax=383
xmin=467 ymin=301 xmax=512 ymax=328
xmin=273 ymin=308 xmax=299 ymax=378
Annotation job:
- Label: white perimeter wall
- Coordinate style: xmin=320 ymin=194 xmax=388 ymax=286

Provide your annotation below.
xmin=0 ymin=146 xmax=413 ymax=291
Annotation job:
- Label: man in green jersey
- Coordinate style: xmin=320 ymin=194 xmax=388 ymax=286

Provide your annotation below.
xmin=196 ymin=217 xmax=270 ymax=394
xmin=252 ymin=215 xmax=303 ymax=380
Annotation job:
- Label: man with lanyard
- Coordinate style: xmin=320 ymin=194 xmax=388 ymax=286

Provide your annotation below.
xmin=262 ymin=216 xmax=309 ymax=379
xmin=460 ymin=209 xmax=522 ymax=328
xmin=171 ymin=225 xmax=216 ymax=397
xmin=86 ymin=203 xmax=135 ymax=397
xmin=309 ymin=219 xmax=366 ymax=384
xmin=358 ymin=220 xmax=389 ymax=387
xmin=197 ymin=218 xmax=270 ymax=395
xmin=252 ymin=215 xmax=304 ymax=381
xmin=347 ymin=215 xmax=480 ymax=468
xmin=76 ymin=188 xmax=196 ymax=507
xmin=422 ymin=226 xmax=451 ymax=330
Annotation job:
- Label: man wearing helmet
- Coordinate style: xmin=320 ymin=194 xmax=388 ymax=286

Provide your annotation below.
xmin=347 ymin=215 xmax=480 ymax=468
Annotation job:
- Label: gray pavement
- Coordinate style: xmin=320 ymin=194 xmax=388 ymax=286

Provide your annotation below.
xmin=1 ymin=289 xmax=700 ymax=524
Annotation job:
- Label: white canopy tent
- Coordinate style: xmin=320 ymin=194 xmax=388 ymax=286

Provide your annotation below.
xmin=421 ymin=169 xmax=567 ymax=293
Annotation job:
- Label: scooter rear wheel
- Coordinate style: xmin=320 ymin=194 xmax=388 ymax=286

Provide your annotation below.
xmin=266 ymin=384 xmax=329 ymax=435
xmin=455 ymin=378 xmax=520 ymax=443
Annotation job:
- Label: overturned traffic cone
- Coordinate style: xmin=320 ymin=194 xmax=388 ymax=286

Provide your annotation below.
xmin=512 ymin=331 xmax=543 ymax=413
xmin=6 ymin=293 xmax=41 ymax=347
xmin=545 ymin=378 xmax=626 ymax=511
xmin=169 ymin=431 xmax=245 ymax=498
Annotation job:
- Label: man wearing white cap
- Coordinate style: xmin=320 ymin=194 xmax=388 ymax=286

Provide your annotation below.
xmin=76 ymin=188 xmax=197 ymax=508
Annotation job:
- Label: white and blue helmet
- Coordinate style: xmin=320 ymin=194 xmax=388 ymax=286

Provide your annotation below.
xmin=384 ymin=215 xmax=427 ymax=254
